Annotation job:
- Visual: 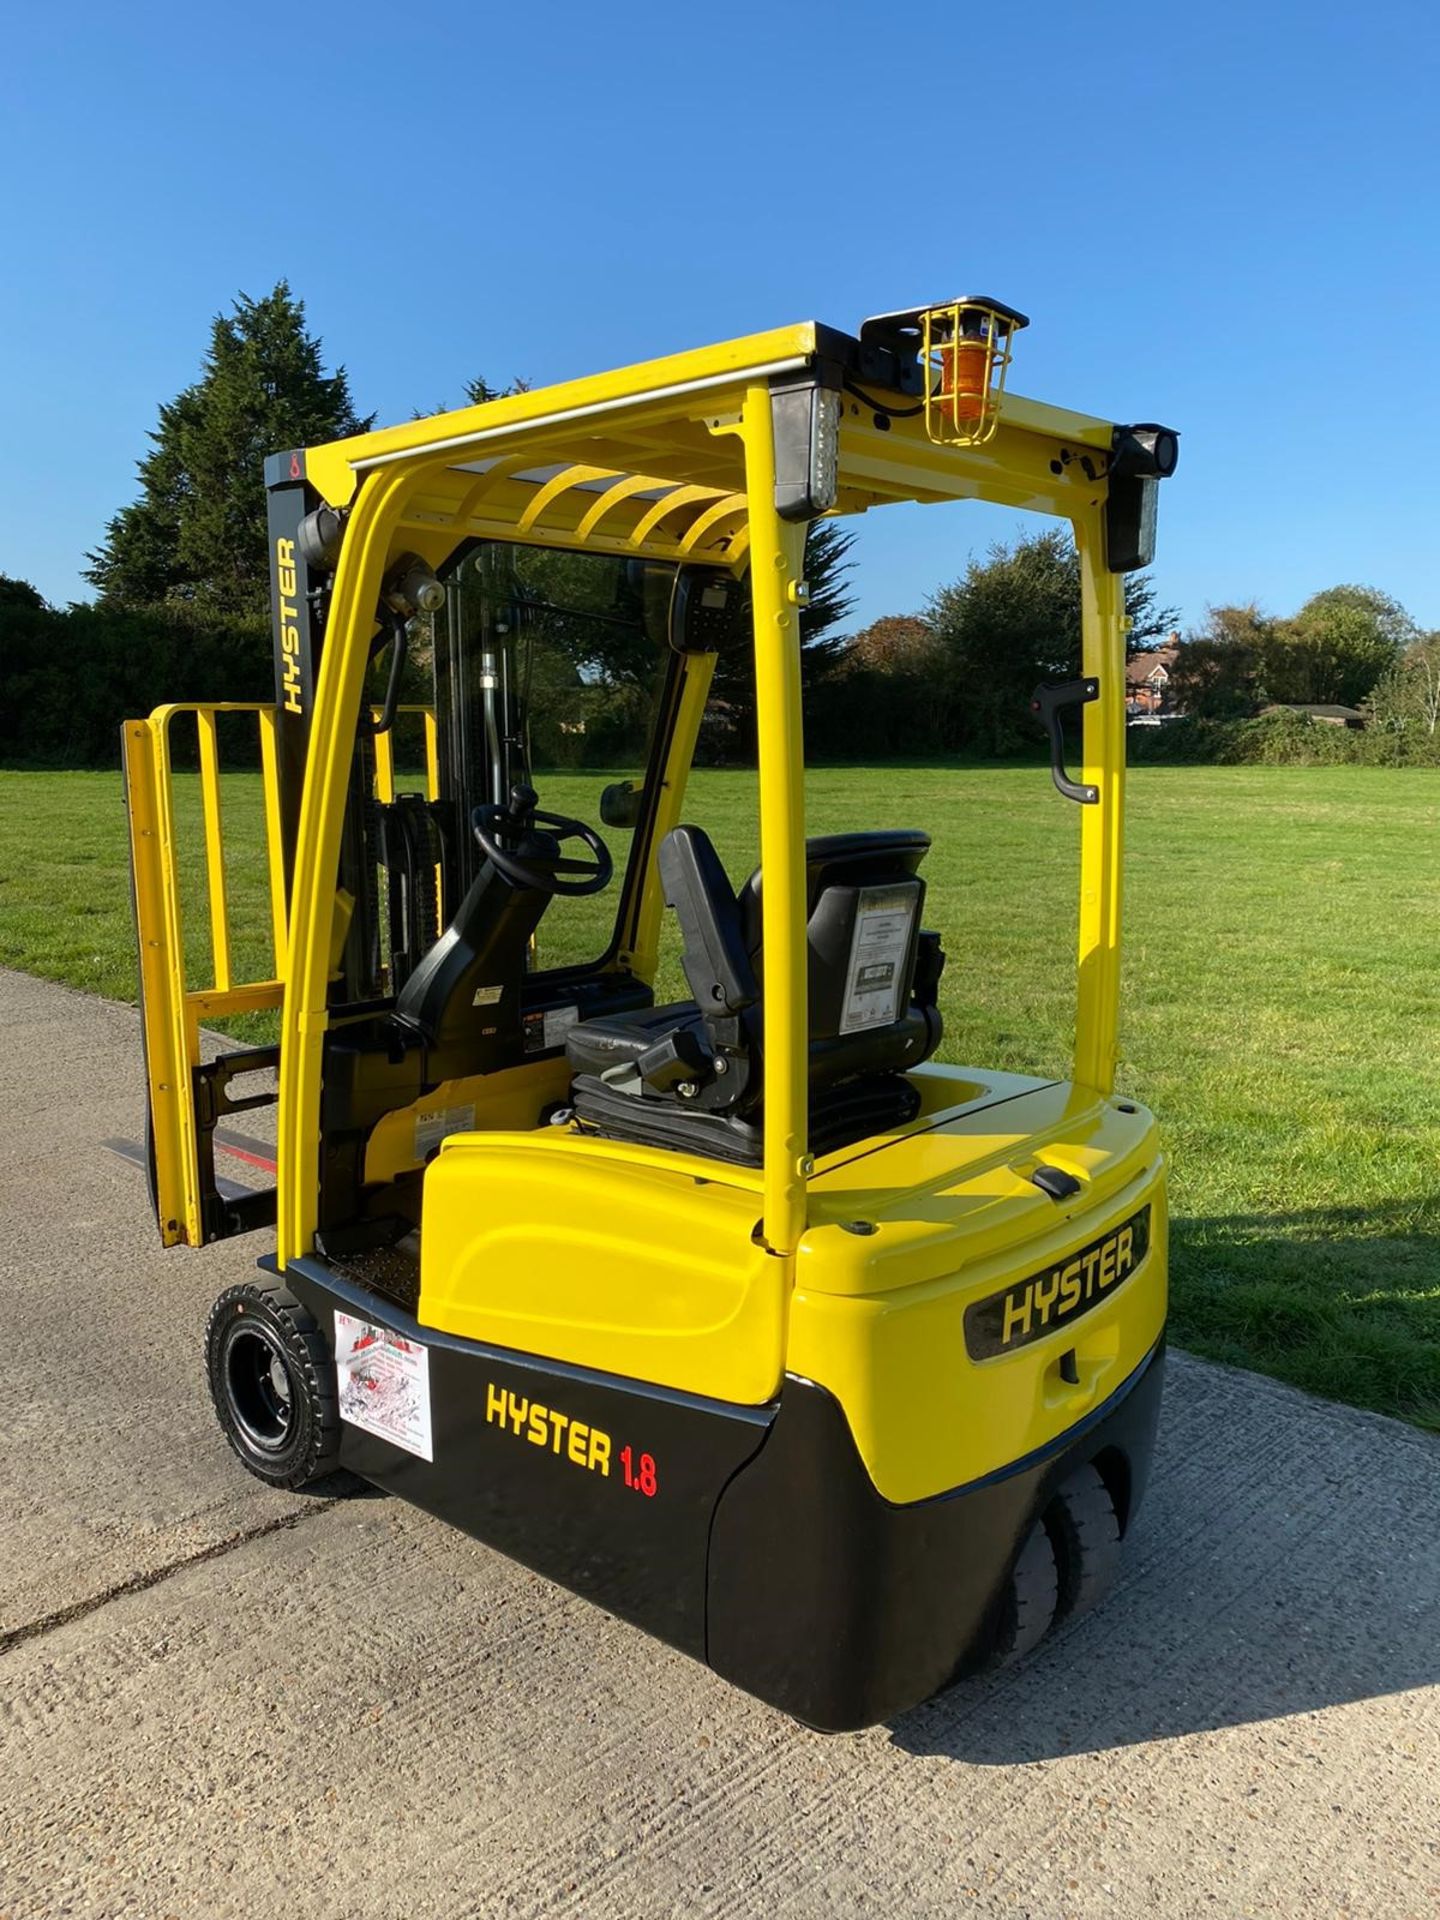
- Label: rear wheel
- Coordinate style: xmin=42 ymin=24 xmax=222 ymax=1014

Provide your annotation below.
xmin=206 ymin=1281 xmax=341 ymax=1489
xmin=990 ymin=1519 xmax=1060 ymax=1667
xmin=1048 ymin=1462 xmax=1122 ymax=1622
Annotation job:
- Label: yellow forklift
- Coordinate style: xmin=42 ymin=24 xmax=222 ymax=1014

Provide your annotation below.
xmin=124 ymin=300 xmax=1178 ymax=1730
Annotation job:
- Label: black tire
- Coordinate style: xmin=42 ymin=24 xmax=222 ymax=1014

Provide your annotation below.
xmin=990 ymin=1519 xmax=1060 ymax=1667
xmin=1047 ymin=1462 xmax=1122 ymax=1622
xmin=206 ymin=1281 xmax=341 ymax=1490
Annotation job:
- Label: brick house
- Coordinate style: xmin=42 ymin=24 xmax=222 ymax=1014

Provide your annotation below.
xmin=1125 ymin=636 xmax=1181 ymax=720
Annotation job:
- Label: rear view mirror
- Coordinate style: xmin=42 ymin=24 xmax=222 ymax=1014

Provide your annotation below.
xmin=600 ymin=781 xmax=645 ymax=829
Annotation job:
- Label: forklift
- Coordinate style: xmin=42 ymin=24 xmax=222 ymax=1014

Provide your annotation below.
xmin=124 ymin=299 xmax=1178 ymax=1731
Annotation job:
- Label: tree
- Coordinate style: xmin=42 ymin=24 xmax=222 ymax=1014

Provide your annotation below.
xmin=87 ymin=283 xmax=369 ymax=615
xmin=0 ymin=596 xmax=268 ymax=765
xmin=1295 ymin=584 xmax=1418 ymax=652
xmin=1368 ymin=634 xmax=1440 ymax=737
xmin=414 ymin=373 xmax=530 ymax=418
xmin=798 ymin=521 xmax=858 ymax=669
xmin=0 ymin=575 xmax=45 ymax=611
xmin=701 ymin=521 xmax=856 ymax=760
xmin=926 ymin=530 xmax=1176 ymax=754
xmin=1259 ymin=585 xmax=1415 ymax=707
xmin=1169 ymin=603 xmax=1270 ymax=719
xmin=843 ymin=614 xmax=942 ymax=675
xmin=461 ymin=375 xmax=530 ymax=405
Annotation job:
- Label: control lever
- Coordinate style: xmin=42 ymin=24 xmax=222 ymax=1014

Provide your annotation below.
xmin=373 ymin=613 xmax=408 ymax=735
xmin=1030 ymin=677 xmax=1100 ymax=805
xmin=505 ymin=783 xmax=539 ymax=828
xmin=635 ymin=1025 xmax=714 ymax=1096
xmin=599 ymin=1024 xmax=715 ymax=1101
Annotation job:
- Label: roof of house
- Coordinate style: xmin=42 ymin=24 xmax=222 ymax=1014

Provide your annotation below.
xmin=1262 ymin=703 xmax=1366 ymax=722
xmin=1125 ymin=640 xmax=1180 ymax=688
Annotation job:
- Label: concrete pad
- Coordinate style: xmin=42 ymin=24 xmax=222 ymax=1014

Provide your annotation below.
xmin=1 ymin=968 xmax=1436 ymax=1918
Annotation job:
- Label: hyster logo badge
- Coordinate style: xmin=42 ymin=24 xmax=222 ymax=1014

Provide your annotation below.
xmin=484 ymin=1381 xmax=613 ymax=1476
xmin=275 ymin=536 xmax=303 ymax=715
xmin=964 ymin=1204 xmax=1152 ymax=1360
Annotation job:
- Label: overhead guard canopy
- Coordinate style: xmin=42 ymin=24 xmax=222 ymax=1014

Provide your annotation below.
xmin=292 ymin=320 xmax=1140 ymax=577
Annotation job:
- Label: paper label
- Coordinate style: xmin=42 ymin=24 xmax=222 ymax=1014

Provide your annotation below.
xmin=471 ymin=985 xmax=503 ymax=1007
xmin=543 ymin=1005 xmax=579 ymax=1049
xmin=839 ymin=885 xmax=916 ymax=1034
xmin=414 ymin=1103 xmax=475 ymax=1160
xmin=334 ymin=1311 xmax=434 ymax=1461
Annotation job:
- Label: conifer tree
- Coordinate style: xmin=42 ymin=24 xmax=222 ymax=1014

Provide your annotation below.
xmin=87 ymin=283 xmax=370 ymax=614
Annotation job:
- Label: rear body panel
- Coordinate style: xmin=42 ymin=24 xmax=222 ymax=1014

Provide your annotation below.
xmin=708 ymin=1340 xmax=1165 ymax=1729
xmin=289 ymin=1068 xmax=1169 ymax=1725
xmin=797 ymin=1066 xmax=1167 ymax=1501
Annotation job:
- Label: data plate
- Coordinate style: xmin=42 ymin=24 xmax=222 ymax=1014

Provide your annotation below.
xmin=839 ymin=886 xmax=916 ymax=1034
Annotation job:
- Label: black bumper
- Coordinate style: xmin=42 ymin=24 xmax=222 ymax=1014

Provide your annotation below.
xmin=707 ymin=1341 xmax=1166 ymax=1731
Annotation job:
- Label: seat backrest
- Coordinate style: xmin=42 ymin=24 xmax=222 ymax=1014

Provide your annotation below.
xmin=658 ymin=825 xmax=758 ymax=1018
xmin=738 ymin=831 xmax=931 ymax=1044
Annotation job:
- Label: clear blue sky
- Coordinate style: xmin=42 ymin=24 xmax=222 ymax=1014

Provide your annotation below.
xmin=3 ymin=0 xmax=1436 ymax=637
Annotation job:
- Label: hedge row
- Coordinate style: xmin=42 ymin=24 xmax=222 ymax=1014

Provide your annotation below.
xmin=0 ymin=600 xmax=271 ymax=767
xmin=5 ymin=600 xmax=1437 ymax=773
xmin=1128 ymin=710 xmax=1440 ymax=767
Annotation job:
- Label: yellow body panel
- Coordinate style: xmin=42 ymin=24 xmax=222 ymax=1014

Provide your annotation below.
xmin=419 ymin=1131 xmax=787 ymax=1405
xmin=301 ymin=324 xmax=823 ymax=506
xmin=362 ymin=1058 xmax=570 ymax=1185
xmin=414 ymin=1064 xmax=1164 ymax=1493
xmin=792 ymin=1068 xmax=1168 ymax=1501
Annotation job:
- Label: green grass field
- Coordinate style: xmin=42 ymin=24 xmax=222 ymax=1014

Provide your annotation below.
xmin=5 ymin=763 xmax=1438 ymax=1430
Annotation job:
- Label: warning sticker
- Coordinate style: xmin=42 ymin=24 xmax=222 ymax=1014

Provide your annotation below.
xmin=839 ymin=885 xmax=916 ymax=1034
xmin=524 ymin=1005 xmax=579 ymax=1053
xmin=334 ymin=1311 xmax=433 ymax=1461
xmin=543 ymin=1005 xmax=579 ymax=1049
xmin=414 ymin=1103 xmax=475 ymax=1160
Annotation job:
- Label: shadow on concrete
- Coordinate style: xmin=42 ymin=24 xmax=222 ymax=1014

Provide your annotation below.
xmin=888 ymin=1337 xmax=1440 ymax=1765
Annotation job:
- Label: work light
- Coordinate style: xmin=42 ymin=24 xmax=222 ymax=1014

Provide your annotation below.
xmin=1110 ymin=424 xmax=1180 ymax=480
xmin=1105 ymin=422 xmax=1180 ymax=572
xmin=298 ymin=504 xmax=346 ymax=573
xmin=771 ymin=376 xmax=842 ymax=521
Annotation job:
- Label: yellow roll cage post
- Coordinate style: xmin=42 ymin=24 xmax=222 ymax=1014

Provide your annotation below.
xmin=123 ymin=302 xmax=1178 ymax=1729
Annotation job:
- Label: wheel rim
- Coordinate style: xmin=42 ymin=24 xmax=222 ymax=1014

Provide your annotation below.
xmin=224 ymin=1323 xmax=296 ymax=1454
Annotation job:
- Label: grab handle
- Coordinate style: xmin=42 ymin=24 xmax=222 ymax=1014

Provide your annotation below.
xmin=1030 ymin=677 xmax=1099 ymax=805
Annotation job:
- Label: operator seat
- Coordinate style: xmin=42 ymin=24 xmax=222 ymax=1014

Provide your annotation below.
xmin=565 ymin=826 xmax=945 ymax=1166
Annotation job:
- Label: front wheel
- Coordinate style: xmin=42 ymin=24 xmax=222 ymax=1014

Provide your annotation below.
xmin=206 ymin=1281 xmax=341 ymax=1489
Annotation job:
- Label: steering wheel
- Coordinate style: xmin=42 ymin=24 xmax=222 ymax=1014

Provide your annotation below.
xmin=472 ymin=790 xmax=613 ymax=898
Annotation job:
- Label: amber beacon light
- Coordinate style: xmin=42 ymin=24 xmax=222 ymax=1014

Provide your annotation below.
xmin=921 ymin=297 xmax=1029 ymax=447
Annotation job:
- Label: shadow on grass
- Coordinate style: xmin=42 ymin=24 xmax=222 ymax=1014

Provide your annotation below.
xmin=1169 ymin=1200 xmax=1440 ymax=1433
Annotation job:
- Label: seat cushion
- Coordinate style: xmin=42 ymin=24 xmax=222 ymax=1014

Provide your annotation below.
xmin=564 ymin=1001 xmax=703 ymax=1078
xmin=569 ymin=1069 xmax=921 ymax=1167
